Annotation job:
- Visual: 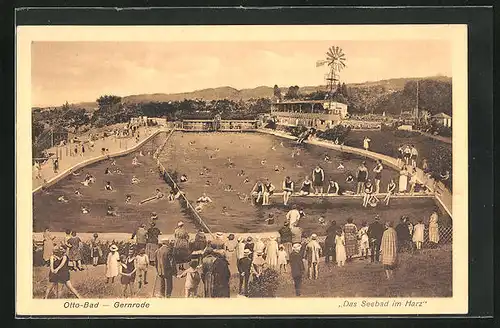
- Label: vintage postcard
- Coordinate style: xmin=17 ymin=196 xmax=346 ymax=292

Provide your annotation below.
xmin=16 ymin=24 xmax=468 ymax=316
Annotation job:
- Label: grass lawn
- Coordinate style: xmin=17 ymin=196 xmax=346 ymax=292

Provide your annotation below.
xmin=345 ymin=130 xmax=452 ymax=168
xmin=33 ymin=131 xmax=451 ymax=235
xmin=33 ymin=244 xmax=452 ymax=298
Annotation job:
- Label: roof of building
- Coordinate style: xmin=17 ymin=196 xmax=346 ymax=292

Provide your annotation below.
xmin=432 ymin=112 xmax=452 ymax=119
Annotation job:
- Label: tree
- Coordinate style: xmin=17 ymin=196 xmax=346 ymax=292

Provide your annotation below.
xmin=341 ymin=83 xmax=348 ymax=97
xmin=273 ymin=85 xmax=282 ymax=100
xmin=285 ymin=86 xmax=300 ymax=99
xmin=62 ymin=107 xmax=90 ymax=132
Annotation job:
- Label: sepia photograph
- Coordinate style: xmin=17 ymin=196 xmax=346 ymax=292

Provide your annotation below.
xmin=16 ymin=24 xmax=468 ymax=316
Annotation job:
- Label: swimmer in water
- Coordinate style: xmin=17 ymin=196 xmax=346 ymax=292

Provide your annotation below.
xmin=74 ymin=190 xmax=82 ymax=196
xmin=105 ymin=181 xmax=113 ymax=191
xmin=106 ymin=206 xmax=119 ymax=216
xmin=180 ymin=174 xmax=188 ymax=182
xmin=72 ymin=171 xmax=81 ymax=176
xmin=261 ymin=159 xmax=267 ymax=166
xmin=243 ymin=177 xmax=250 ymax=184
xmin=224 ymin=185 xmax=234 ymax=192
xmin=205 ymin=180 xmax=211 ymax=186
xmin=324 ymin=154 xmax=331 ymax=162
xmin=114 ymin=168 xmax=123 ymax=175
xmin=337 ymin=162 xmax=345 ymax=170
xmin=131 ymin=176 xmax=140 ymax=184
xmin=346 ymin=174 xmax=354 ymax=183
xmin=81 ymin=206 xmax=90 ymax=214
xmin=237 ymin=170 xmax=245 ymax=177
xmin=111 ymin=159 xmax=116 ymax=166
xmin=58 ymin=196 xmax=68 ymax=203
xmin=104 ymin=167 xmax=112 ymax=175
xmin=296 ymin=162 xmax=303 ymax=168
xmin=271 ymin=145 xmax=276 ymax=151
xmin=189 ymin=141 xmax=196 ymax=146
xmin=139 ymin=150 xmax=144 ymax=156
xmin=125 ymin=195 xmax=132 ymax=204
xmin=215 ymin=148 xmax=220 ymax=152
xmin=280 ymin=142 xmax=284 ymax=147
xmin=274 ymin=165 xmax=280 ymax=172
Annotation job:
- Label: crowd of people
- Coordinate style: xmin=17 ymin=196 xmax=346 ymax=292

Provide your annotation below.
xmin=41 ymin=206 xmax=442 ymax=298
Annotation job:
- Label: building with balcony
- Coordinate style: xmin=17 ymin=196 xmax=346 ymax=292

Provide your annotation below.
xmin=271 ymin=100 xmax=348 ymax=130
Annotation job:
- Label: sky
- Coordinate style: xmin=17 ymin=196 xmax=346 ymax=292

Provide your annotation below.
xmin=31 ymin=40 xmax=451 ymax=107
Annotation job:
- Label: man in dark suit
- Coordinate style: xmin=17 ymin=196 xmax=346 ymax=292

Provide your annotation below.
xmin=324 ymin=220 xmax=338 ymax=264
xmin=289 ymin=243 xmax=305 ymax=296
xmin=367 ymin=215 xmax=384 ymax=263
xmin=155 ymin=237 xmax=177 ymax=297
xmin=237 ymin=248 xmax=253 ymax=296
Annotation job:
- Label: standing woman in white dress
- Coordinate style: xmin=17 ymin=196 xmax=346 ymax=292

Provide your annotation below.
xmin=265 ymin=236 xmax=279 ymax=270
xmin=412 ymin=218 xmax=425 ymax=250
xmin=398 ymin=165 xmax=409 ymax=194
xmin=428 ymin=210 xmax=440 ymax=248
xmin=106 ymin=244 xmax=120 ymax=283
xmin=335 ymin=230 xmax=347 ymax=267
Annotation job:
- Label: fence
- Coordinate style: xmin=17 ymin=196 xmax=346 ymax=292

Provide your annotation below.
xmin=153 ymin=129 xmax=215 ymax=238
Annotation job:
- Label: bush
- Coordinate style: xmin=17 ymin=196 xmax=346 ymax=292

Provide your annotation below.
xmin=393 ymin=130 xmax=421 ymax=138
xmin=316 ymin=124 xmax=352 ymax=144
xmin=437 ymin=126 xmax=452 ymax=138
xmin=380 ymin=123 xmax=395 ymax=132
xmin=284 ymin=125 xmax=308 ymax=137
xmin=247 ymin=268 xmax=280 ymax=297
xmin=264 ymin=120 xmax=277 ymax=130
xmin=428 ymin=144 xmax=452 ymax=189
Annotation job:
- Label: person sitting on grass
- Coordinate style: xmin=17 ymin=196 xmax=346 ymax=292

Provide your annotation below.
xmin=105 ymin=181 xmax=113 ymax=191
xmin=74 ymin=189 xmax=82 ymax=196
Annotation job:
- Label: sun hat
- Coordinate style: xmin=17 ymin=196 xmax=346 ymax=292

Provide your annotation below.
xmin=256 ymin=251 xmax=263 ymax=256
xmin=159 ymin=236 xmax=170 ymax=244
xmin=243 ymin=249 xmax=251 ymax=255
xmin=110 ymin=244 xmax=118 ymax=251
xmin=177 ymin=221 xmax=184 ymax=227
xmin=292 ymin=243 xmax=302 ymax=251
xmin=311 ymin=234 xmax=318 ymax=240
xmin=216 ymin=232 xmax=224 ymax=237
xmin=269 ymin=235 xmax=276 ymax=240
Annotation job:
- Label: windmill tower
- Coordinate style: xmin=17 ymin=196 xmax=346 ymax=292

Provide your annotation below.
xmin=316 ymin=46 xmax=347 ymax=115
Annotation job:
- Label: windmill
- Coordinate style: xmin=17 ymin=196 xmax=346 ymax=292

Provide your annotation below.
xmin=316 ymin=46 xmax=347 ymax=114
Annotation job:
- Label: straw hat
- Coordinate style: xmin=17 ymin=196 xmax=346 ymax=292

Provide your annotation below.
xmin=292 ymin=243 xmax=302 ymax=252
xmin=243 ymin=249 xmax=251 ymax=255
xmin=311 ymin=233 xmax=318 ymax=240
xmin=110 ymin=244 xmax=118 ymax=251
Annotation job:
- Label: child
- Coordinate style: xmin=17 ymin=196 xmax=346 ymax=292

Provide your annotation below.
xmin=412 ymin=218 xmax=425 ymax=250
xmin=135 ymin=248 xmax=149 ymax=289
xmin=120 ymin=249 xmax=137 ymax=298
xmin=277 ymin=245 xmax=288 ymax=273
xmin=362 ymin=181 xmax=374 ymax=207
xmin=335 ymin=230 xmax=346 ymax=267
xmin=358 ymin=222 xmax=369 ymax=259
xmin=177 ymin=260 xmax=201 ymax=298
